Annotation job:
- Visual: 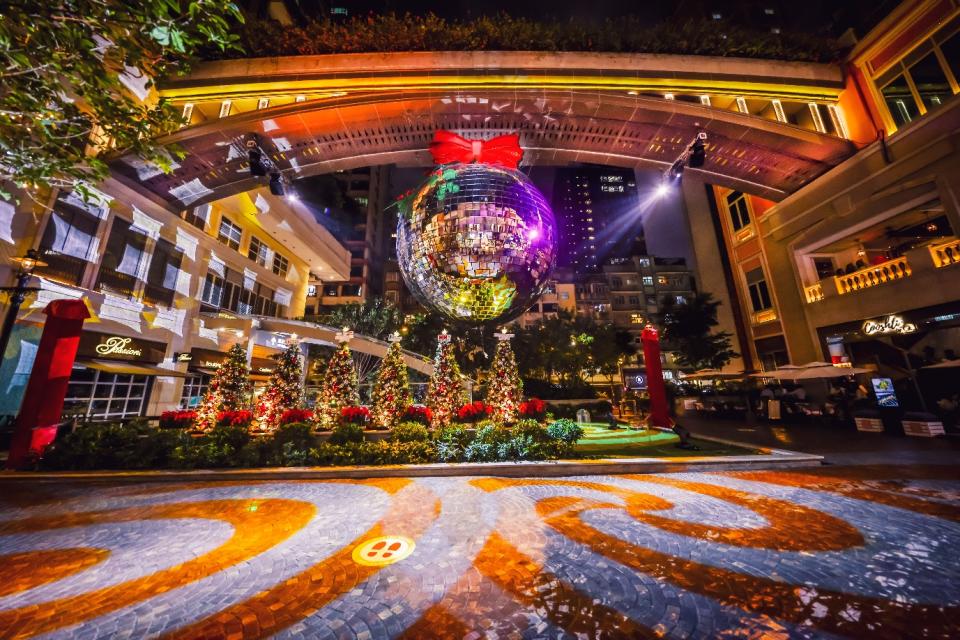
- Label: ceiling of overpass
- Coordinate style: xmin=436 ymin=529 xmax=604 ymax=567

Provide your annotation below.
xmin=111 ymin=89 xmax=855 ymax=209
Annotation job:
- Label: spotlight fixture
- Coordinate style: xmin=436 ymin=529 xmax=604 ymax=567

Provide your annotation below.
xmin=269 ymin=172 xmax=285 ymax=196
xmin=286 ymin=191 xmax=300 ymax=203
xmin=654 ymin=182 xmax=670 ymax=198
xmin=688 ymin=132 xmax=707 ymax=168
xmin=246 ymin=137 xmax=268 ymax=177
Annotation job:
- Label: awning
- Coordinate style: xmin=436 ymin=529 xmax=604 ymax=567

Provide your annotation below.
xmin=77 ymin=360 xmax=188 ymax=378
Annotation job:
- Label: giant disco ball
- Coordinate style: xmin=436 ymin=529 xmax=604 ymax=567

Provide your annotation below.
xmin=396 ymin=163 xmax=557 ymax=325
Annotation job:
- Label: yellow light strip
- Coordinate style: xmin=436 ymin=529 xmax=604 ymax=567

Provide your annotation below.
xmin=160 ymin=74 xmax=844 ymax=103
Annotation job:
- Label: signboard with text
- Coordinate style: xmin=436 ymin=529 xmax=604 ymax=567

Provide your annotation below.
xmin=621 ymin=368 xmax=648 ymax=390
xmin=77 ymin=332 xmax=166 ymax=363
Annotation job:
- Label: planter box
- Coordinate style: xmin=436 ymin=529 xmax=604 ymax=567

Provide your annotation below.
xmin=902 ymin=420 xmax=945 ymax=437
xmin=854 ymin=417 xmax=884 ymax=432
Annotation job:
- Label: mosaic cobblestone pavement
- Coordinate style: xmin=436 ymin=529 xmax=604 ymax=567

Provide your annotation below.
xmin=0 ymin=465 xmax=958 ymax=639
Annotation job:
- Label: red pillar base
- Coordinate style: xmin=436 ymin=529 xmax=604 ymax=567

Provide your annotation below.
xmin=641 ymin=324 xmax=673 ymax=429
xmin=7 ymin=299 xmax=90 ymax=469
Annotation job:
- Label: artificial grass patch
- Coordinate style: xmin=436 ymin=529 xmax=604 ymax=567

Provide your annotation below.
xmin=574 ymin=423 xmax=757 ymax=458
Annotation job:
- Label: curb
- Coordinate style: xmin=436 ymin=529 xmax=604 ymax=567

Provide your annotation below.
xmin=0 ymin=451 xmax=823 ymax=484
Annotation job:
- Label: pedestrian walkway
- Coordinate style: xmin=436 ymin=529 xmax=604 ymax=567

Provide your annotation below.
xmin=0 ymin=463 xmax=957 ymax=638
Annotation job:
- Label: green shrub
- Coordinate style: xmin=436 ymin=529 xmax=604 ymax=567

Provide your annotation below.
xmin=546 ymin=418 xmax=584 ymax=458
xmin=391 ymin=421 xmax=430 ymax=443
xmin=465 ymin=423 xmax=511 ymax=462
xmin=329 ymin=422 xmax=364 ymax=445
xmin=171 ymin=424 xmax=251 ymax=469
xmin=434 ymin=425 xmax=470 ymax=462
xmin=41 ymin=421 xmax=187 ymax=470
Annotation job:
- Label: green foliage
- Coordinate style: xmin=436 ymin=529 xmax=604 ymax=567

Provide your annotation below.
xmin=322 ymin=300 xmax=401 ymax=340
xmin=41 ymin=420 xmax=190 ymax=470
xmin=0 ymin=1 xmax=243 ymax=200
xmin=433 ymin=425 xmax=470 ymax=462
xmin=173 ymin=424 xmax=251 ymax=468
xmin=464 ymin=423 xmax=511 ymax=462
xmin=328 ymin=421 xmax=364 ymax=445
xmin=661 ymin=292 xmax=739 ymax=371
xmin=231 ymin=13 xmax=841 ymax=63
xmin=390 ymin=422 xmax=430 ymax=443
xmin=546 ymin=419 xmax=584 ymax=445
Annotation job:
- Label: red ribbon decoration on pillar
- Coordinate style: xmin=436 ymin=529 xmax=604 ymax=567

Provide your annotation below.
xmin=641 ymin=324 xmax=673 ymax=428
xmin=7 ymin=299 xmax=90 ymax=469
xmin=428 ymin=130 xmax=523 ymax=169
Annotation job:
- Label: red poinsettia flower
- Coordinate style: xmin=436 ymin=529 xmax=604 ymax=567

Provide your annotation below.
xmin=403 ymin=405 xmax=432 ymax=425
xmin=216 ymin=410 xmax=254 ymax=427
xmin=457 ymin=401 xmax=494 ymax=423
xmin=159 ymin=410 xmax=197 ymax=429
xmin=279 ymin=408 xmax=313 ymax=425
xmin=340 ymin=405 xmax=371 ymax=425
xmin=519 ymin=397 xmax=547 ymax=420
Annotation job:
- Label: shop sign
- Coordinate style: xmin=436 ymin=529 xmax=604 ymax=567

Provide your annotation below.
xmin=621 ymin=368 xmax=648 ymax=390
xmin=95 ymin=336 xmax=142 ymax=357
xmin=174 ymin=352 xmax=193 ymax=363
xmin=862 ymin=315 xmax=917 ymax=336
xmin=79 ymin=332 xmax=165 ymax=363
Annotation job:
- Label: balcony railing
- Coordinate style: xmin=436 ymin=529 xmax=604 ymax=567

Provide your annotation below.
xmin=804 ymin=282 xmax=824 ymax=303
xmin=835 ymin=256 xmax=912 ymax=295
xmin=929 ymin=238 xmax=960 ymax=268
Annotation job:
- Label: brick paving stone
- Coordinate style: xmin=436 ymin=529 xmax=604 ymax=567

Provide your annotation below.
xmin=0 ymin=466 xmax=957 ymax=638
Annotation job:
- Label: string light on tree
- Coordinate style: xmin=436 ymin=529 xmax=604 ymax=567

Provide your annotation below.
xmin=314 ymin=327 xmax=359 ymax=429
xmin=426 ymin=329 xmax=464 ymax=428
xmin=255 ymin=336 xmax=304 ymax=432
xmin=486 ymin=329 xmax=523 ymax=425
xmin=195 ymin=343 xmax=252 ymax=431
xmin=371 ymin=331 xmax=411 ymax=428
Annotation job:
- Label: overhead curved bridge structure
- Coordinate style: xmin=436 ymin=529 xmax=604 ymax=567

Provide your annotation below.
xmin=111 ymin=51 xmax=857 ymax=207
xmin=199 ymin=313 xmax=434 ymax=376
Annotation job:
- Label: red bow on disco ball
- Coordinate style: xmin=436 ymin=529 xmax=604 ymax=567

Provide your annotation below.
xmin=428 ymin=130 xmax=523 ymax=169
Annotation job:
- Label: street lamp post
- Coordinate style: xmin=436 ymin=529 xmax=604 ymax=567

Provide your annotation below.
xmin=0 ymin=249 xmax=45 ymax=362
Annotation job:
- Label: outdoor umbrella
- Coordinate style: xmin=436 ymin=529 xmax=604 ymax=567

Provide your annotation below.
xmin=681 ymin=369 xmax=747 ymax=380
xmin=789 ymin=365 xmax=871 ymax=380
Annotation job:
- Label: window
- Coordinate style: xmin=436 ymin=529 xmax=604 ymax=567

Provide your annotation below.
xmin=349 ymin=265 xmax=364 ymax=278
xmin=248 ymin=236 xmax=269 ymax=267
xmin=908 ymin=51 xmax=952 ymax=113
xmin=614 ymin=296 xmax=625 ymax=305
xmin=881 ymin=73 xmax=919 ymax=126
xmin=813 ymin=258 xmax=835 ymax=280
xmin=180 ymin=373 xmax=209 ymax=408
xmin=64 ymin=366 xmax=151 ymax=420
xmin=37 ymin=198 xmax=102 ymax=285
xmin=181 ymin=205 xmax=209 ymax=231
xmin=323 ymin=285 xmax=338 ymax=297
xmin=746 ymin=267 xmax=773 ymax=312
xmin=628 ymin=296 xmax=640 ymax=305
xmin=217 ymin=217 xmax=242 ymax=250
xmin=307 ymin=284 xmax=317 ymax=297
xmin=96 ymin=217 xmax=147 ymax=298
xmin=143 ymin=238 xmax=184 ymax=307
xmin=386 ymin=271 xmax=399 ymax=282
xmin=272 ymin=253 xmax=289 ymax=277
xmin=630 ymin=313 xmax=645 ymax=324
xmin=675 ymin=295 xmax=687 ymax=305
xmin=727 ymin=191 xmax=751 ymax=231
xmin=642 ymin=276 xmax=654 ymax=286
xmin=201 ymin=271 xmax=224 ymax=309
xmin=542 ymin=303 xmax=559 ymax=313
xmin=341 ymin=284 xmax=362 ymax=297
xmin=939 ymin=28 xmax=960 ymax=83
xmin=611 ymin=277 xmax=623 ymax=288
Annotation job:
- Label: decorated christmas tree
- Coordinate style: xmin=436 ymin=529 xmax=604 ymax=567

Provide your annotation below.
xmin=371 ymin=332 xmax=411 ymax=428
xmin=195 ymin=343 xmax=252 ymax=431
xmin=487 ymin=329 xmax=523 ymax=425
xmin=255 ymin=338 xmax=305 ymax=432
xmin=426 ymin=329 xmax=464 ymax=428
xmin=314 ymin=328 xmax=360 ymax=428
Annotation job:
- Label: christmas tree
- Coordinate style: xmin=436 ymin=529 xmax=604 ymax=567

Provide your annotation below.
xmin=255 ymin=338 xmax=304 ymax=432
xmin=426 ymin=329 xmax=464 ymax=428
xmin=487 ymin=330 xmax=523 ymax=425
xmin=195 ymin=343 xmax=251 ymax=431
xmin=314 ymin=328 xmax=360 ymax=428
xmin=371 ymin=332 xmax=411 ymax=428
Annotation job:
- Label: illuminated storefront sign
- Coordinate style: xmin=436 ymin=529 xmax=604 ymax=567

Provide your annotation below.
xmin=862 ymin=315 xmax=917 ymax=336
xmin=94 ymin=336 xmax=143 ymax=357
xmin=621 ymin=368 xmax=648 ymax=390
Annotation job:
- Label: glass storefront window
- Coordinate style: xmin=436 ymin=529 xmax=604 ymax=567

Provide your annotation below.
xmin=96 ymin=217 xmax=147 ymax=298
xmin=180 ymin=373 xmax=209 ymax=408
xmin=63 ymin=367 xmax=151 ymax=420
xmin=939 ymin=29 xmax=960 ymax=84
xmin=881 ymin=73 xmax=920 ymax=127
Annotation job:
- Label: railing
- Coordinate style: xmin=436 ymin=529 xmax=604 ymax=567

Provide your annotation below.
xmin=834 ymin=256 xmax=911 ymax=294
xmin=804 ymin=282 xmax=824 ymax=303
xmin=929 ymin=238 xmax=960 ymax=268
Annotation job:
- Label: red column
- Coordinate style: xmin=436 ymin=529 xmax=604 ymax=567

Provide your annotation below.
xmin=7 ymin=299 xmax=90 ymax=469
xmin=641 ymin=324 xmax=672 ymax=428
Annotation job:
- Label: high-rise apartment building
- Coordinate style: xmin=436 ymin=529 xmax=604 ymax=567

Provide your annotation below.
xmin=552 ymin=166 xmax=644 ymax=273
